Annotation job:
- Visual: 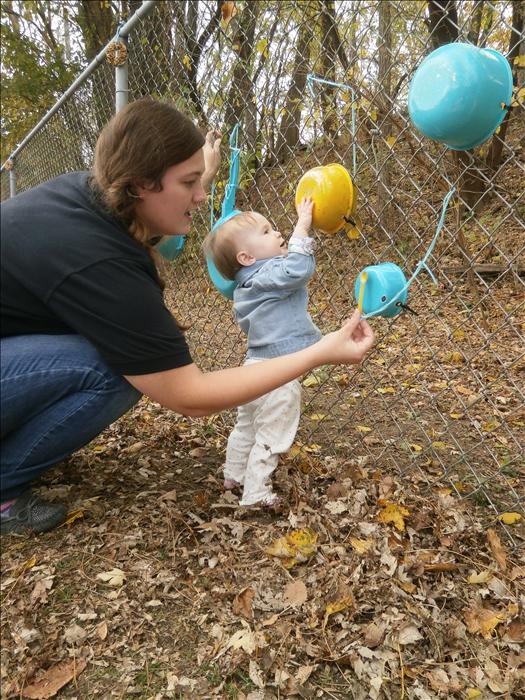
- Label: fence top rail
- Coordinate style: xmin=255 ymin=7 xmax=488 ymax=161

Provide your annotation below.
xmin=0 ymin=0 xmax=157 ymax=174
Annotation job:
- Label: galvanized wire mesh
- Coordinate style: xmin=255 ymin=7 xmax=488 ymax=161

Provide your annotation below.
xmin=2 ymin=0 xmax=524 ymax=543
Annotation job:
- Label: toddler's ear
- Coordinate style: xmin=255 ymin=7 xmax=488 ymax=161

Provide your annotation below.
xmin=237 ymin=250 xmax=256 ymax=267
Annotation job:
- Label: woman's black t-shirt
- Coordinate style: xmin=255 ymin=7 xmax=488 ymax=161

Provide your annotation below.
xmin=0 ymin=171 xmax=193 ymax=375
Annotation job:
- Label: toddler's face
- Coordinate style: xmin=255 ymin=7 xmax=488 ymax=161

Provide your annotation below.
xmin=240 ymin=213 xmax=287 ymax=261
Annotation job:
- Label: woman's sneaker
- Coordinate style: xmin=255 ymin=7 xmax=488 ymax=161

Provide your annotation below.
xmin=0 ymin=492 xmax=67 ymax=534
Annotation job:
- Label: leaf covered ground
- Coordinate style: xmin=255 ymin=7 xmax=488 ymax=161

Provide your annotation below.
xmin=1 ymin=395 xmax=524 ymax=699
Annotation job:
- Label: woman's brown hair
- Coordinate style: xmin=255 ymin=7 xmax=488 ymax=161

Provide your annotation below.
xmin=92 ymin=97 xmax=205 ymax=246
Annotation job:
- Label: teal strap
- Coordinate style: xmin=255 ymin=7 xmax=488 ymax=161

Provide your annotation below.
xmin=210 ymin=123 xmax=240 ymax=229
xmin=210 ymin=179 xmax=215 ymax=229
xmin=362 ymin=188 xmax=456 ymax=319
xmin=306 ymin=74 xmax=357 ymax=178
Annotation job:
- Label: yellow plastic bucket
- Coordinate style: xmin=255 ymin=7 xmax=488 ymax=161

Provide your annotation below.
xmin=295 ymin=163 xmax=354 ymax=235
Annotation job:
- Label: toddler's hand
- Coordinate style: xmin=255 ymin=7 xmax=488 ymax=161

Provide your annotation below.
xmin=295 ymin=196 xmax=314 ymax=234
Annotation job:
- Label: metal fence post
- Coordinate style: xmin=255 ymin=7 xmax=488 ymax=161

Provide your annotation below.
xmin=115 ymin=35 xmax=129 ymax=112
xmin=9 ymin=166 xmax=16 ymax=198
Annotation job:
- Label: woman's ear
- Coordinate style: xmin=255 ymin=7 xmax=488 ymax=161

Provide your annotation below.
xmin=134 ymin=180 xmax=156 ymax=198
xmin=236 ymin=250 xmax=256 ymax=267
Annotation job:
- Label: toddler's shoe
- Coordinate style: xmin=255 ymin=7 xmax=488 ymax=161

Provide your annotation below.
xmin=223 ymin=478 xmax=242 ymax=491
xmin=243 ymin=493 xmax=284 ymax=514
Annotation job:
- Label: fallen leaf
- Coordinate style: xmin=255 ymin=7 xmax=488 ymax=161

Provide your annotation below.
xmin=465 ymin=690 xmax=482 ymax=699
xmin=377 ymin=500 xmax=410 ymax=531
xmin=248 ymin=659 xmax=265 ymax=689
xmin=350 ymin=537 xmax=374 ymax=554
xmin=467 ymin=570 xmax=493 ymax=584
xmin=226 ymin=628 xmax=257 ymax=654
xmin=64 ymin=624 xmax=87 ymax=645
xmin=302 ymin=374 xmax=322 ymax=387
xmin=189 ymin=447 xmax=207 ymax=458
xmin=283 ymin=580 xmax=307 ymax=607
xmin=158 ymin=490 xmax=177 ymax=503
xmin=363 ymin=621 xmax=386 ymax=648
xmin=498 ymin=512 xmax=522 ymax=525
xmin=30 ymin=578 xmax=53 ymax=606
xmin=16 ymin=555 xmax=37 ymax=575
xmin=59 ymin=510 xmax=84 ymax=527
xmin=295 ymin=665 xmax=315 ymax=685
xmin=96 ymin=568 xmax=126 ymax=587
xmin=232 ymin=587 xmax=255 ymax=619
xmin=487 ymin=528 xmax=507 ymax=572
xmin=262 ymin=613 xmax=279 ymax=627
xmin=266 ymin=528 xmax=318 ymax=569
xmin=21 ymin=659 xmax=87 ymax=699
xmin=398 ymin=622 xmax=423 ymax=645
xmin=326 ymin=482 xmax=348 ymax=499
xmin=464 ymin=603 xmax=506 ymax=638
xmin=323 ymin=589 xmax=354 ymax=629
xmin=507 ymin=619 xmax=525 ymax=642
xmin=96 ymin=621 xmax=108 ymax=640
xmin=122 ymin=441 xmax=144 ymax=454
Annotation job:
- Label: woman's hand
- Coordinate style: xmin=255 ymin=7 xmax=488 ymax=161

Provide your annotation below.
xmin=315 ymin=309 xmax=375 ymax=366
xmin=201 ymin=130 xmax=222 ymax=192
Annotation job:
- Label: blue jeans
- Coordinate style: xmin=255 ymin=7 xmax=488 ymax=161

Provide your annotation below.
xmin=1 ymin=335 xmax=142 ymax=500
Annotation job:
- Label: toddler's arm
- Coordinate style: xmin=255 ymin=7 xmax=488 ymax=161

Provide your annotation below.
xmin=292 ymin=197 xmax=313 ymax=239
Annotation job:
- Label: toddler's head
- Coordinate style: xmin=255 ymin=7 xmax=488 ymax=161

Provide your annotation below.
xmin=203 ymin=211 xmax=286 ymax=280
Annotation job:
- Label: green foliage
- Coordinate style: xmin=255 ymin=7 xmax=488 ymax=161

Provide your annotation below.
xmin=1 ymin=17 xmax=79 ymax=161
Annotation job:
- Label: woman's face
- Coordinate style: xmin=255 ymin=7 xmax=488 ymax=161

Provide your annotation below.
xmin=134 ymin=149 xmax=207 ymax=237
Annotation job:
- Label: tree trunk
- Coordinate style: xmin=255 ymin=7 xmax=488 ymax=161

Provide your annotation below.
xmin=376 ymin=0 xmax=394 ymax=233
xmin=486 ymin=0 xmax=524 ymax=172
xmin=427 ymin=0 xmax=458 ymax=50
xmin=77 ymin=0 xmax=115 ymax=62
xmin=224 ymin=1 xmax=260 ymax=154
xmin=275 ymin=9 xmax=315 ymax=162
xmin=467 ymin=0 xmax=484 ymax=45
xmin=319 ymin=0 xmax=340 ymax=138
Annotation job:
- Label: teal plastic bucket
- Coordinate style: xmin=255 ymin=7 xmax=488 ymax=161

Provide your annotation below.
xmin=157 ymin=235 xmax=185 ymax=261
xmin=408 ymin=43 xmax=512 ymax=150
xmin=354 ymin=263 xmax=408 ymax=318
xmin=205 ymin=209 xmax=241 ymax=300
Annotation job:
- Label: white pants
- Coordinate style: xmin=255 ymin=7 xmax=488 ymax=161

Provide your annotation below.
xmin=224 ymin=360 xmax=301 ymax=505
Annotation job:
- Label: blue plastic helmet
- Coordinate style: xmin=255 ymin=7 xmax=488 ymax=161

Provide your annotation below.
xmin=205 ymin=209 xmax=242 ymax=300
xmin=354 ymin=263 xmax=408 ymax=318
xmin=408 ymin=42 xmax=512 ymax=151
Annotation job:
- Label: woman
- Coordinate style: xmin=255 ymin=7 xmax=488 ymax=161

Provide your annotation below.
xmin=0 ymin=98 xmax=374 ymax=534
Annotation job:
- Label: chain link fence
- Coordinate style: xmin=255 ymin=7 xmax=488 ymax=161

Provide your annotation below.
xmin=1 ymin=0 xmax=524 ymax=544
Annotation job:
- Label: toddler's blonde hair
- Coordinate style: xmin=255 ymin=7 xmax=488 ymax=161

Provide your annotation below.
xmin=203 ymin=211 xmax=259 ymax=280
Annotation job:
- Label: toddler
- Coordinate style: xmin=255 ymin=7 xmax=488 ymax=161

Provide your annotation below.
xmin=203 ymin=198 xmax=320 ymax=508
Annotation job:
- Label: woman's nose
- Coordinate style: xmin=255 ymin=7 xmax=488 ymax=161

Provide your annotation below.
xmin=194 ymin=182 xmax=207 ymax=204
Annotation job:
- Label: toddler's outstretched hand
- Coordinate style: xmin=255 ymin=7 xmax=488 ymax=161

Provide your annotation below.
xmin=295 ymin=196 xmax=314 ymax=236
